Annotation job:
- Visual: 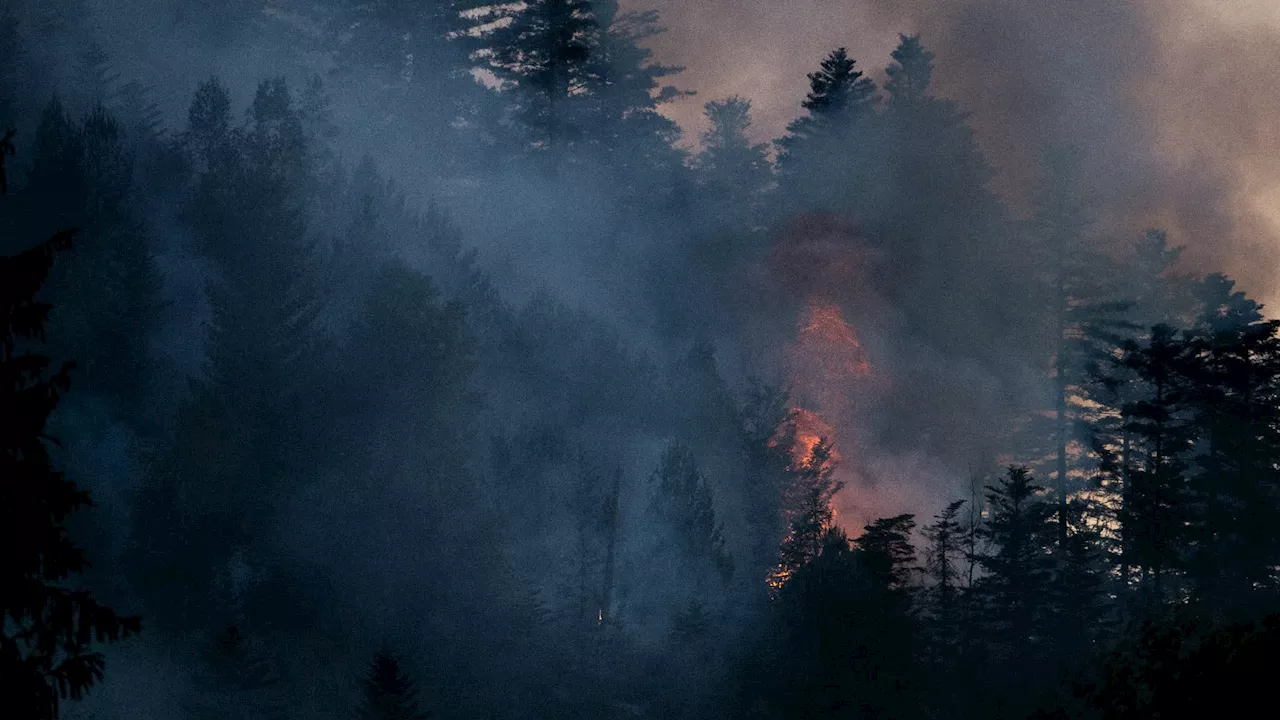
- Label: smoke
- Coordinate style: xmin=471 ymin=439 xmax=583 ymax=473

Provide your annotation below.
xmin=632 ymin=0 xmax=1280 ymax=306
xmin=15 ymin=2 xmax=1280 ymax=716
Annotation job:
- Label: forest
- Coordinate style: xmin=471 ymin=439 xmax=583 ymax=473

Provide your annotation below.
xmin=3 ymin=1 xmax=1280 ymax=718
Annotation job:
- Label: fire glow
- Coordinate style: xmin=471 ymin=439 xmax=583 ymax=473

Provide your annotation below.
xmin=784 ymin=301 xmax=871 ymax=466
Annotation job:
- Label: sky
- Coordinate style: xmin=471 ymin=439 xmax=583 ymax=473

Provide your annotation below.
xmin=629 ymin=0 xmax=1280 ymax=309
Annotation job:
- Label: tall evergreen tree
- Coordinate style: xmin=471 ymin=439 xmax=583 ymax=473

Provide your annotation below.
xmin=648 ymin=442 xmax=734 ymax=589
xmin=358 ymin=648 xmax=430 ymax=720
xmin=1180 ymin=275 xmax=1280 ymax=615
xmin=1111 ymin=325 xmax=1195 ymax=606
xmin=976 ymin=467 xmax=1055 ymax=669
xmin=1 ymin=219 xmax=140 ymax=719
xmin=738 ymin=381 xmax=799 ymax=595
xmin=19 ymin=101 xmax=162 ymax=415
xmin=771 ymin=439 xmax=842 ymax=592
xmin=1027 ymin=146 xmax=1133 ymax=548
xmin=775 ymin=47 xmax=877 ymax=212
xmin=484 ymin=0 xmax=599 ymax=154
xmin=483 ymin=0 xmax=686 ymax=189
xmin=128 ymin=77 xmax=326 ymax=631
xmin=921 ymin=500 xmax=969 ymax=709
xmin=640 ymin=442 xmax=733 ymax=634
xmin=876 ymin=34 xmax=1012 ymax=356
xmin=695 ymin=96 xmax=771 ymax=234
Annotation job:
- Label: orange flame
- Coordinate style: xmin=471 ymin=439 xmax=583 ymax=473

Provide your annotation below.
xmin=789 ymin=407 xmax=837 ymax=466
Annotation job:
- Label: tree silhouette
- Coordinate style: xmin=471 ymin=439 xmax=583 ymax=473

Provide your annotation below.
xmin=359 ymin=648 xmax=430 ymax=720
xmin=771 ymin=438 xmax=842 ymax=592
xmin=976 ymin=467 xmax=1054 ymax=668
xmin=0 ymin=146 xmax=140 ymax=717
xmin=775 ymin=47 xmax=877 ymax=211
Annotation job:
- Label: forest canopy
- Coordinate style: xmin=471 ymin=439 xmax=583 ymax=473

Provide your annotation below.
xmin=2 ymin=2 xmax=1279 ymax=719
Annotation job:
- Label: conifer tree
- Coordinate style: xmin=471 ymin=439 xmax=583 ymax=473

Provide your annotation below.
xmin=883 ymin=34 xmax=933 ymax=109
xmin=483 ymin=0 xmax=686 ymax=189
xmin=924 ymin=500 xmax=965 ymax=612
xmin=976 ymin=467 xmax=1055 ymax=667
xmin=696 ymin=96 xmax=771 ymax=235
xmin=326 ymin=0 xmax=492 ymax=169
xmin=1112 ymin=325 xmax=1195 ymax=606
xmin=852 ymin=514 xmax=918 ymax=593
xmin=738 ymin=381 xmax=798 ymax=594
xmin=1 ymin=181 xmax=139 ymax=717
xmin=485 ymin=0 xmax=599 ymax=153
xmin=877 ymin=34 xmax=1011 ymax=354
xmin=775 ymin=47 xmax=877 ymax=211
xmin=921 ymin=500 xmax=969 ymax=708
xmin=1028 ymin=147 xmax=1133 ymax=548
xmin=359 ymin=648 xmax=430 ymax=720
xmin=129 ymin=77 xmax=327 ymax=630
xmin=648 ymin=442 xmax=734 ymax=590
xmin=1180 ymin=275 xmax=1280 ymax=614
xmin=19 ymin=101 xmax=162 ymax=415
xmin=771 ymin=439 xmax=842 ymax=591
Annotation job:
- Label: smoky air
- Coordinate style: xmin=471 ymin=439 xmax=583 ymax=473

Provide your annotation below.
xmin=2 ymin=2 xmax=1279 ymax=719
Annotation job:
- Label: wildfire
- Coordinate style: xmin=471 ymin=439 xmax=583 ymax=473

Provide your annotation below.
xmin=761 ymin=214 xmax=882 ymax=570
xmin=789 ymin=407 xmax=837 ymax=465
xmin=782 ymin=301 xmax=872 ymax=463
xmin=788 ymin=302 xmax=871 ymax=395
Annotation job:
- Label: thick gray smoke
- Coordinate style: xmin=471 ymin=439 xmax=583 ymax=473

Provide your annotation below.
xmin=11 ymin=2 xmax=1280 ymax=718
xmin=635 ymin=0 xmax=1280 ymax=305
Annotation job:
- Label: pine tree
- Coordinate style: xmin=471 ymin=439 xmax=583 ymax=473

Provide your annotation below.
xmin=850 ymin=515 xmax=923 ymax=720
xmin=576 ymin=2 xmax=688 ymax=201
xmin=359 ymin=649 xmax=430 ymax=720
xmin=976 ymin=467 xmax=1055 ymax=668
xmin=737 ymin=380 xmax=797 ymax=594
xmin=924 ymin=500 xmax=966 ymax=612
xmin=128 ymin=77 xmax=326 ymax=630
xmin=852 ymin=514 xmax=918 ymax=593
xmin=650 ymin=442 xmax=733 ymax=584
xmin=1180 ymin=275 xmax=1280 ymax=615
xmin=484 ymin=0 xmax=599 ymax=153
xmin=1113 ymin=325 xmax=1195 ymax=606
xmin=766 ymin=527 xmax=862 ymax=720
xmin=883 ymin=34 xmax=933 ymax=109
xmin=1047 ymin=522 xmax=1110 ymax=667
xmin=769 ymin=520 xmax=923 ymax=720
xmin=1028 ymin=146 xmax=1133 ymax=549
xmin=775 ymin=47 xmax=877 ymax=211
xmin=1 ymin=211 xmax=140 ymax=718
xmin=877 ymin=34 xmax=1009 ymax=355
xmin=1126 ymin=229 xmax=1196 ymax=330
xmin=921 ymin=500 xmax=969 ymax=710
xmin=20 ymin=102 xmax=163 ymax=416
xmin=696 ymin=96 xmax=771 ymax=235
xmin=326 ymin=0 xmax=489 ymax=157
xmin=1088 ymin=230 xmax=1197 ymax=591
xmin=771 ymin=439 xmax=842 ymax=592
xmin=483 ymin=0 xmax=686 ymax=190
